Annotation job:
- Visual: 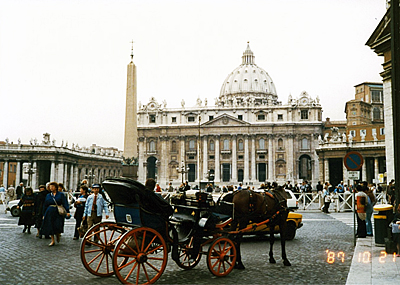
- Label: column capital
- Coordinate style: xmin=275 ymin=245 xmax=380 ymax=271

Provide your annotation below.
xmin=138 ymin=137 xmax=145 ymax=142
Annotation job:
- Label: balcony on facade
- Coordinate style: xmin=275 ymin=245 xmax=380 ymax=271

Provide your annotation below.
xmin=186 ymin=150 xmax=197 ymax=155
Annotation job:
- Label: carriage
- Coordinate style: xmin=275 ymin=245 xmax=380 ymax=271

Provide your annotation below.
xmin=80 ymin=177 xmax=286 ymax=284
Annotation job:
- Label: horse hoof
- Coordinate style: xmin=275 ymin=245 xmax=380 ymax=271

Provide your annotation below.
xmin=269 ymin=258 xmax=276 ymax=264
xmin=283 ymin=260 xmax=291 ymax=266
xmin=234 ymin=262 xmax=245 ymax=270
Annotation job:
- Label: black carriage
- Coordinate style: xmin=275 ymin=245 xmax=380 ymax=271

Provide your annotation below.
xmin=80 ymin=178 xmax=237 ymax=285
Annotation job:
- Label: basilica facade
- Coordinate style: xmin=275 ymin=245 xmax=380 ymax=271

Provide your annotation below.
xmin=135 ymin=44 xmax=324 ymax=188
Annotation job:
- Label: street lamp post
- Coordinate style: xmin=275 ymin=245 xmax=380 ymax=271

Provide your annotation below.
xmin=197 ymin=115 xmax=201 ymax=184
xmin=176 ymin=161 xmax=190 ymax=185
xmin=84 ymin=169 xmax=95 ymax=188
xmin=205 ymin=169 xmax=215 ymax=184
xmin=24 ymin=163 xmax=36 ymax=187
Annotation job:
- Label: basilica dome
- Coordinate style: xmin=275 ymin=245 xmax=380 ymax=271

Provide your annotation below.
xmin=219 ymin=43 xmax=278 ymax=106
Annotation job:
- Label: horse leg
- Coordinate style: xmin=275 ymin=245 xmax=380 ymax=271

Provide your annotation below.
xmin=280 ymin=218 xmax=291 ymax=266
xmin=233 ymin=233 xmax=245 ymax=269
xmin=269 ymin=230 xmax=276 ymax=263
xmin=231 ymin=218 xmax=246 ymax=270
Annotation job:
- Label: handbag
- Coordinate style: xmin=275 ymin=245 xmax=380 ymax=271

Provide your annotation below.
xmin=78 ymin=218 xmax=88 ymax=238
xmin=52 ymin=196 xmax=67 ymax=217
xmin=391 ymin=222 xmax=400 ymax=234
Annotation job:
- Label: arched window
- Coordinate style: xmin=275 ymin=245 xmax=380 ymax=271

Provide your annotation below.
xmin=259 ymin=138 xmax=265 ymax=149
xmin=171 ymin=141 xmax=177 ymax=152
xmin=238 ymin=139 xmax=244 ymax=151
xmin=210 ymin=140 xmax=215 ymax=151
xmin=278 ymin=138 xmax=284 ymax=150
xmin=223 ymin=139 xmax=229 ymax=150
xmin=299 ymin=154 xmax=312 ymax=180
xmin=301 ymin=138 xmax=309 ymax=150
xmin=149 ymin=141 xmax=156 ymax=152
xmin=189 ymin=140 xmax=195 ymax=150
xmin=373 ymin=107 xmax=380 ymax=120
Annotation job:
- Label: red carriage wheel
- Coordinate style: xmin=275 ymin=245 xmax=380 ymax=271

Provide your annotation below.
xmin=206 ymin=237 xmax=237 ymax=277
xmin=80 ymin=222 xmax=127 ymax=277
xmin=112 ymin=227 xmax=168 ymax=285
xmin=175 ymin=237 xmax=202 ymax=270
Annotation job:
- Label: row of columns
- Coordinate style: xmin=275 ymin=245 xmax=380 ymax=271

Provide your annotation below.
xmin=321 ymin=157 xmax=381 ymax=184
xmin=138 ymin=134 xmax=319 ymax=186
xmin=2 ymin=160 xmax=121 ymax=191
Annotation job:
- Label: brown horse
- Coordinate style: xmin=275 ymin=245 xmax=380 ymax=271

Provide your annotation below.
xmin=227 ymin=185 xmax=291 ymax=269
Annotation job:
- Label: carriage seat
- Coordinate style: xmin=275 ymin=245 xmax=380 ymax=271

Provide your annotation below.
xmin=102 ymin=177 xmax=174 ymax=220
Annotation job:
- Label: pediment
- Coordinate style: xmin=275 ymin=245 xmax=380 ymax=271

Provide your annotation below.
xmin=366 ymin=9 xmax=391 ymax=51
xmin=203 ymin=114 xmax=250 ymax=127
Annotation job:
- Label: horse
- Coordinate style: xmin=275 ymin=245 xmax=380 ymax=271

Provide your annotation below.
xmin=224 ymin=185 xmax=291 ymax=269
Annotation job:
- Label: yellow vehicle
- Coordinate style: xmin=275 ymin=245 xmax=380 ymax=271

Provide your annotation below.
xmin=246 ymin=211 xmax=303 ymax=240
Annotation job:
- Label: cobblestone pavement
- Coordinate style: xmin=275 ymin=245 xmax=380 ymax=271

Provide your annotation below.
xmin=0 ymin=209 xmax=355 ymax=285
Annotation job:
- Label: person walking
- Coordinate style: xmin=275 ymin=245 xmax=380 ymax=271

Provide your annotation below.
xmin=41 ymin=182 xmax=71 ymax=246
xmin=355 ymin=184 xmax=368 ymax=238
xmin=83 ymin=184 xmax=109 ymax=243
xmin=73 ymin=185 xmax=89 ymax=240
xmin=391 ymin=204 xmax=400 ymax=257
xmin=365 ymin=187 xmax=376 ymax=236
xmin=184 ymin=181 xmax=191 ymax=191
xmin=16 ymin=182 xmax=24 ymax=199
xmin=16 ymin=187 xmax=35 ymax=234
xmin=6 ymin=185 xmax=16 ymax=202
xmin=322 ymin=184 xmax=331 ymax=213
xmin=34 ymin=184 xmax=49 ymax=238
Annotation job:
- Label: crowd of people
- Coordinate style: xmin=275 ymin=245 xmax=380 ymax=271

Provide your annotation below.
xmin=3 ymin=180 xmax=109 ymax=247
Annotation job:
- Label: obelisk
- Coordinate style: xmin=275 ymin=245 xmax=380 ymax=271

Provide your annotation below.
xmin=123 ymin=43 xmax=138 ymax=178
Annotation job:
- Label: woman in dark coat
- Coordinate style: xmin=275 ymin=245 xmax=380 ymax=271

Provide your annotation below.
xmin=34 ymin=184 xmax=49 ymax=238
xmin=17 ymin=187 xmax=35 ymax=233
xmin=392 ymin=204 xmax=400 ymax=257
xmin=40 ymin=182 xmax=71 ymax=246
xmin=73 ymin=185 xmax=88 ymax=240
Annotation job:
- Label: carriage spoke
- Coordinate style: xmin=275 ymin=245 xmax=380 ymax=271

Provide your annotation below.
xmin=84 ymin=248 xmax=102 ymax=254
xmin=142 ymin=263 xmax=151 ymax=283
xmin=147 ymin=256 xmax=164 ymax=261
xmin=143 ymin=235 xmax=158 ymax=252
xmin=146 ymin=244 xmax=163 ymax=255
xmin=105 ymin=253 xmax=110 ymax=274
xmin=88 ymin=252 xmax=103 ymax=265
xmin=121 ymin=240 xmax=139 ymax=255
xmin=95 ymin=253 xmax=106 ymax=272
xmin=135 ymin=264 xmax=141 ymax=284
xmin=118 ymin=257 xmax=137 ymax=270
xmin=123 ymin=260 xmax=138 ymax=282
xmin=141 ymin=231 xmax=147 ymax=252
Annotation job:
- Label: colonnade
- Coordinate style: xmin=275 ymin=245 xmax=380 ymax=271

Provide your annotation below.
xmin=320 ymin=156 xmax=383 ymax=185
xmin=1 ymin=160 xmax=122 ymax=191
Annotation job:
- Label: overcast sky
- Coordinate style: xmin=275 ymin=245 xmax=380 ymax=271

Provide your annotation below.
xmin=0 ymin=0 xmax=387 ymax=150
